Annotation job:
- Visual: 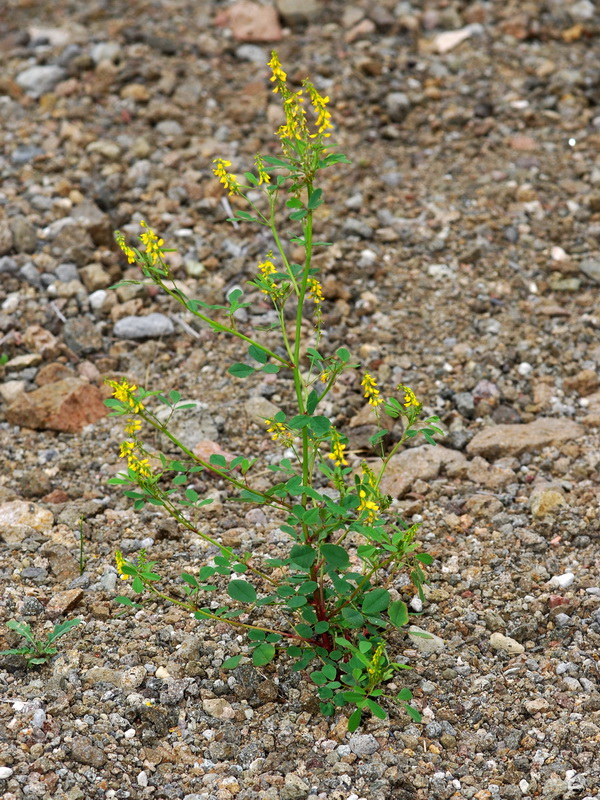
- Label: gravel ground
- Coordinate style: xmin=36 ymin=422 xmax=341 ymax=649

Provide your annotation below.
xmin=1 ymin=1 xmax=600 ymax=799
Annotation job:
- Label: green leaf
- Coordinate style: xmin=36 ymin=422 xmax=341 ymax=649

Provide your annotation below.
xmin=348 ymin=708 xmax=362 ymax=732
xmin=366 ymin=699 xmax=387 ymax=719
xmin=308 ymin=188 xmax=323 ymax=210
xmin=341 ymin=607 xmax=364 ymax=628
xmin=306 ymin=390 xmax=318 ymax=415
xmin=368 ymin=429 xmax=387 ymax=448
xmin=6 ymin=620 xmax=35 ymax=644
xmin=397 ymin=688 xmax=412 ymax=702
xmin=132 ymin=577 xmax=145 ymax=593
xmin=286 ymin=197 xmax=304 ymax=209
xmin=222 ymin=655 xmax=243 ymax=669
xmin=404 ymin=704 xmax=422 ymax=723
xmin=361 ymin=589 xmax=390 ymax=615
xmin=322 ymin=663 xmax=337 ymax=681
xmin=289 ymin=209 xmax=307 ymax=221
xmin=295 ymin=624 xmax=313 ymax=638
xmin=227 ymin=580 xmax=257 ymax=604
xmin=169 ymin=390 xmax=181 ymax=404
xmin=248 ymin=630 xmax=266 ymax=641
xmin=388 ymin=600 xmax=409 ymax=628
xmin=308 ymin=416 xmax=331 ymax=436
xmin=252 ymin=643 xmax=276 ymax=667
xmin=46 ymin=618 xmax=82 ymax=644
xmin=415 ymin=553 xmax=433 ymax=565
xmin=320 ymin=544 xmax=350 ymax=569
xmin=230 ymin=210 xmax=257 ymax=221
xmin=228 ymin=363 xmax=255 ymax=378
xmin=289 ymin=544 xmax=316 ymax=570
xmin=314 ymin=620 xmax=330 ymax=634
xmin=185 ymin=488 xmax=198 ymax=502
xmin=114 ymin=596 xmax=142 ymax=608
xmin=310 ymin=670 xmax=328 ymax=686
xmin=248 ymin=344 xmax=267 ymax=364
xmin=286 ymin=596 xmax=307 ymax=608
xmin=262 ymin=364 xmax=279 ymax=374
xmin=337 ymin=347 xmax=350 ymax=362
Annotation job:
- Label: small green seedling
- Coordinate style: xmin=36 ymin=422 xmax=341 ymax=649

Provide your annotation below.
xmin=0 ymin=618 xmax=83 ymax=667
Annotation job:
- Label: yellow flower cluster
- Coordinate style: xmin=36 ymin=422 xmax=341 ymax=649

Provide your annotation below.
xmin=139 ymin=221 xmax=165 ymax=266
xmin=265 ymin=418 xmax=291 ymax=443
xmin=361 ymin=372 xmax=383 ymax=407
xmin=398 ymin=384 xmax=420 ymax=408
xmin=367 ymin=642 xmax=385 ymax=677
xmin=115 ymin=550 xmax=129 ymax=580
xmin=327 ymin=429 xmax=348 ymax=467
xmin=115 ymin=231 xmax=137 ymax=264
xmin=125 ymin=418 xmax=142 ymax=435
xmin=212 ymin=158 xmax=240 ymax=195
xmin=308 ymin=278 xmax=324 ymax=304
xmin=268 ymin=52 xmax=287 ymax=91
xmin=106 ymin=379 xmax=145 ymax=413
xmin=268 ymin=51 xmax=333 ymax=145
xmin=258 ymin=252 xmax=278 ymax=295
xmin=119 ymin=440 xmax=152 ymax=478
xmin=254 ymin=154 xmax=271 ymax=185
xmin=358 ymin=464 xmax=380 ymax=524
xmin=303 ymin=80 xmax=333 ymax=138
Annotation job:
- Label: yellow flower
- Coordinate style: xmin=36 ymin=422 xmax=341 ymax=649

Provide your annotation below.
xmin=320 ymin=371 xmax=330 ymax=384
xmin=139 ymin=221 xmax=165 ymax=266
xmin=115 ymin=550 xmax=129 ymax=581
xmin=268 ymin=51 xmax=287 ymax=92
xmin=212 ymin=158 xmax=240 ymax=195
xmin=129 ymin=455 xmax=152 ymax=478
xmin=125 ymin=418 xmax=142 ymax=435
xmin=398 ymin=384 xmax=420 ymax=408
xmin=327 ymin=429 xmax=348 ymax=467
xmin=119 ymin=440 xmax=135 ymax=459
xmin=361 ymin=372 xmax=383 ymax=407
xmin=265 ymin=418 xmax=289 ymax=442
xmin=254 ymin=154 xmax=271 ymax=185
xmin=303 ymin=80 xmax=334 ymax=138
xmin=367 ymin=642 xmax=385 ymax=677
xmin=115 ymin=231 xmax=137 ymax=264
xmin=106 ymin=379 xmax=145 ymax=413
xmin=358 ymin=489 xmax=379 ymax=524
xmin=308 ymin=278 xmax=324 ymax=304
xmin=258 ymin=252 xmax=277 ymax=294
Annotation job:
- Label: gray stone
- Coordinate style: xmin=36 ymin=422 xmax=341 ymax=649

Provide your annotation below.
xmin=113 ymin=313 xmax=175 ymax=339
xmin=11 ymin=213 xmax=39 ymax=251
xmin=454 ymin=391 xmax=475 ymax=418
xmin=281 ymin=773 xmax=310 ymax=800
xmin=11 ymin=145 xmax=44 ymax=164
xmin=156 ymin=401 xmax=218 ymax=449
xmin=386 ymin=91 xmax=411 ymax=122
xmin=0 ymin=220 xmax=13 ymax=255
xmin=349 ymin=733 xmax=380 ymax=756
xmin=343 ymin=217 xmax=373 ymax=239
xmin=16 ymin=65 xmax=66 ymax=97
xmin=378 ymin=445 xmax=466 ymax=498
xmin=579 ymin=258 xmax=600 ymax=282
xmin=63 ymin=316 xmax=103 ymax=355
xmin=70 ymin=736 xmax=107 ymax=768
xmin=408 ymin=625 xmax=445 ymax=654
xmin=90 ymin=41 xmax=121 ymax=63
xmin=276 ymin=0 xmax=322 ymax=25
xmin=467 ymin=417 xmax=584 ymax=460
xmin=0 ymin=256 xmax=18 ymax=273
xmin=55 ymin=263 xmax=79 ymax=282
xmin=19 ymin=262 xmax=42 ymax=287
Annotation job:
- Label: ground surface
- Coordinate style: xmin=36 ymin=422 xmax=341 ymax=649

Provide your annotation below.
xmin=0 ymin=1 xmax=600 ymax=799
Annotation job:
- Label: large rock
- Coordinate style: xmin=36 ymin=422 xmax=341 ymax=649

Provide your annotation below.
xmin=71 ymin=200 xmax=113 ymax=247
xmin=0 ymin=500 xmax=54 ymax=540
xmin=466 ymin=417 xmax=584 ymax=460
xmin=378 ymin=445 xmax=467 ymax=499
xmin=6 ymin=378 xmax=107 ymax=432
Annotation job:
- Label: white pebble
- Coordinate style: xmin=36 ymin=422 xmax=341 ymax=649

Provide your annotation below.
xmin=517 ymin=362 xmax=533 ymax=376
xmin=519 ymin=779 xmax=529 ymax=794
xmin=155 ymin=666 xmax=171 ymax=679
xmin=137 ymin=771 xmax=148 ymax=787
xmin=550 ymin=572 xmax=575 ymax=589
xmin=410 ymin=596 xmax=423 ymax=612
xmin=0 ymin=767 xmax=14 ymax=779
xmin=124 ymin=728 xmax=136 ymax=739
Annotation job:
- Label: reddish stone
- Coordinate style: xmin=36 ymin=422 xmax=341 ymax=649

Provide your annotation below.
xmin=43 ymin=489 xmax=70 ymax=504
xmin=46 ymin=589 xmax=84 ymax=620
xmin=6 ymin=378 xmax=107 ymax=433
xmin=35 ymin=362 xmax=76 ymax=386
xmin=215 ymin=1 xmax=282 ymax=42
xmin=548 ymin=595 xmax=570 ymax=609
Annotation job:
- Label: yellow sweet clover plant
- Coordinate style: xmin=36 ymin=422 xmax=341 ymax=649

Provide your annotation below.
xmin=104 ymin=53 xmax=445 ymax=733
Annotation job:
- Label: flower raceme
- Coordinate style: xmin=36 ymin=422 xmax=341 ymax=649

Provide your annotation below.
xmin=399 ymin=384 xmax=420 ymax=409
xmin=327 ymin=429 xmax=348 ymax=468
xmin=212 ymin=158 xmax=240 ymax=195
xmin=139 ymin=221 xmax=165 ymax=266
xmin=106 ymin=379 xmax=145 ymax=413
xmin=361 ymin=372 xmax=383 ymax=407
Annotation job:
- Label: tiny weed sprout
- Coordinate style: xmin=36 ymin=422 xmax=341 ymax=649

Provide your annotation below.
xmin=105 ymin=53 xmax=443 ymax=731
xmin=0 ymin=618 xmax=82 ymax=668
